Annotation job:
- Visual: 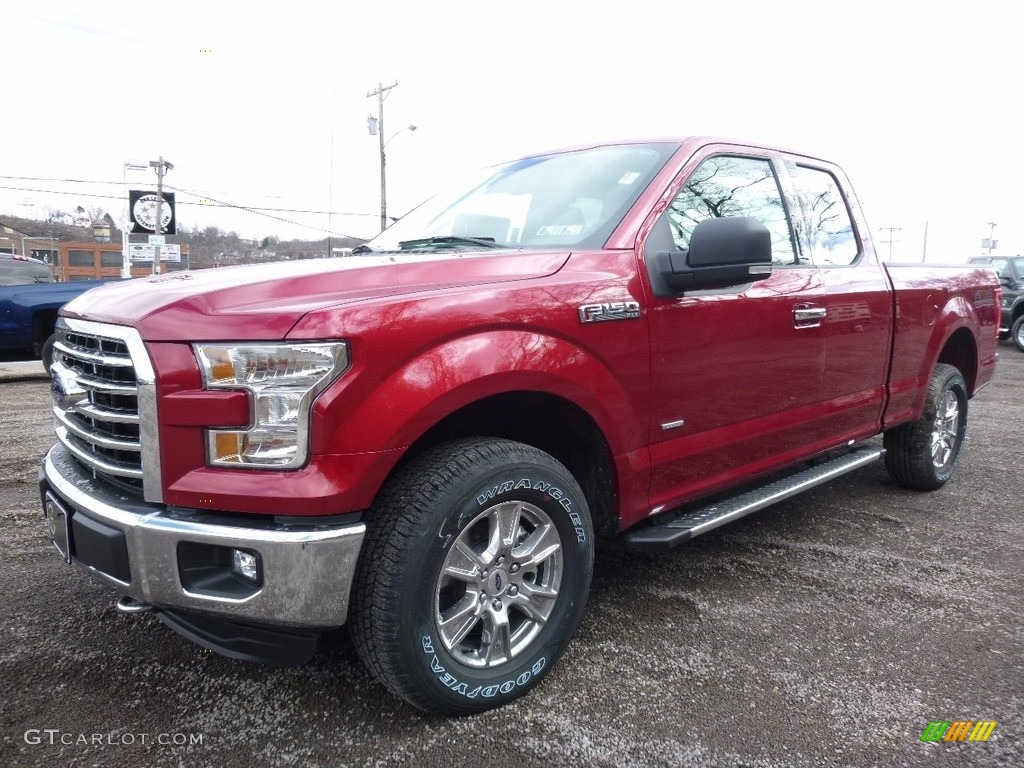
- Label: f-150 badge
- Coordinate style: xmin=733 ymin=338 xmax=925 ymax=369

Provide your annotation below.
xmin=578 ymin=301 xmax=641 ymax=324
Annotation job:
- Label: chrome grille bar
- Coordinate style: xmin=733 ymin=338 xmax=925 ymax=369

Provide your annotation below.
xmin=53 ymin=406 xmax=142 ymax=453
xmin=55 ymin=425 xmax=145 ymax=480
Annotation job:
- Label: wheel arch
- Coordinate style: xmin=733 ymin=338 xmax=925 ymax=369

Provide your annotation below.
xmin=397 ymin=391 xmax=619 ymax=538
xmin=31 ymin=308 xmax=59 ymax=354
xmin=936 ymin=326 xmax=978 ymax=394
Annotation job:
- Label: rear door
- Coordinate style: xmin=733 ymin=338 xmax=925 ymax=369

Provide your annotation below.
xmin=642 ymin=148 xmax=830 ymax=511
xmin=784 ymin=160 xmax=893 ymax=443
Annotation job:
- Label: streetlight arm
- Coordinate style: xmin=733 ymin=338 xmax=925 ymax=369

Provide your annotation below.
xmin=384 ymin=124 xmax=418 ymax=149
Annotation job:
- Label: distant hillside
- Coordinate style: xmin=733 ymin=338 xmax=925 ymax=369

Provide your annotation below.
xmin=0 ymin=213 xmax=367 ymax=268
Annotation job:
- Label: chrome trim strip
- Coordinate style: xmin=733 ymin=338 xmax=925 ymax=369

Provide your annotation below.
xmin=53 ymin=407 xmax=141 ymax=452
xmin=74 ymin=402 xmax=141 ymax=425
xmin=55 ymin=424 xmax=144 ymax=479
xmin=59 ymin=317 xmax=163 ymax=502
xmin=53 ymin=339 xmax=134 ymax=368
xmin=661 ymin=419 xmax=686 ymax=431
xmin=43 ymin=445 xmax=365 ymax=627
xmin=71 ymin=375 xmax=138 ymax=396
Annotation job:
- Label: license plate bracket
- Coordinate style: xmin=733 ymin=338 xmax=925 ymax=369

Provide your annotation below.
xmin=44 ymin=492 xmax=72 ymax=564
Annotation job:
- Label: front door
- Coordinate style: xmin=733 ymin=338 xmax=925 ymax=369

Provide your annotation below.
xmin=643 ymin=151 xmax=831 ymax=513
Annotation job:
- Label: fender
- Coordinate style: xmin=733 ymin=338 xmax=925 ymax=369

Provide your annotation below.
xmin=883 ymin=293 xmax=981 ymax=428
xmin=310 ymin=329 xmax=643 ymax=458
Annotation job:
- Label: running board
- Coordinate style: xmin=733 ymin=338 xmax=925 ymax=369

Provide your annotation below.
xmin=624 ymin=447 xmax=885 ymax=551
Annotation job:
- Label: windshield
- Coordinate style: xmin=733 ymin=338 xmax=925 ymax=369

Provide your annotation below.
xmin=365 ymin=143 xmax=678 ymax=252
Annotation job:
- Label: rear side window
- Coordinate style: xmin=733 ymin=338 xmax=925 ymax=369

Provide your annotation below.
xmin=789 ymin=165 xmax=859 ymax=266
xmin=667 ymin=155 xmax=798 ymax=265
xmin=0 ymin=255 xmax=53 ymax=285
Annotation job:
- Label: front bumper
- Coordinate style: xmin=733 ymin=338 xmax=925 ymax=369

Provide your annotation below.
xmin=39 ymin=444 xmax=366 ymax=629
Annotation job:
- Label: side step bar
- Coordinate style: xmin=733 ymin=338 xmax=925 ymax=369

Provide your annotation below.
xmin=624 ymin=447 xmax=885 ymax=551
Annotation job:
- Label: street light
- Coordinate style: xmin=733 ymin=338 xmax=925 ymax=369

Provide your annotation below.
xmin=378 ymin=124 xmax=417 ymax=231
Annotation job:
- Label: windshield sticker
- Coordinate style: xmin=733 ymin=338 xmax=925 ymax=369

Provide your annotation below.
xmin=618 ymin=172 xmax=641 ymax=185
xmin=536 ymin=225 xmax=583 ymax=236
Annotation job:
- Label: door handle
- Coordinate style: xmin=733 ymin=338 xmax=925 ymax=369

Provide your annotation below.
xmin=793 ymin=305 xmax=827 ymax=328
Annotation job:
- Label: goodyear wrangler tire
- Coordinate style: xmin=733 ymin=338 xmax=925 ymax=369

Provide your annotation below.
xmin=884 ymin=363 xmax=968 ymax=491
xmin=350 ymin=438 xmax=594 ymax=715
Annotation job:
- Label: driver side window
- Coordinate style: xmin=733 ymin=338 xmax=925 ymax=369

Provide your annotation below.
xmin=668 ymin=155 xmax=798 ymax=266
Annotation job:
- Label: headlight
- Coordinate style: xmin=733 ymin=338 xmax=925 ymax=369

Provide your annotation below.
xmin=194 ymin=342 xmax=349 ymax=469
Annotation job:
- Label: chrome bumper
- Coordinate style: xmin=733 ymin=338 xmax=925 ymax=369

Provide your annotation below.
xmin=40 ymin=444 xmax=365 ymax=628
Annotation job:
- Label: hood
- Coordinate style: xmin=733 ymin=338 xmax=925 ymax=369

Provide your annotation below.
xmin=60 ymin=250 xmax=570 ymax=341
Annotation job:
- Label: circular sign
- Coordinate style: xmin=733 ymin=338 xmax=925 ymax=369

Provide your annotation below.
xmin=132 ymin=193 xmax=173 ymax=232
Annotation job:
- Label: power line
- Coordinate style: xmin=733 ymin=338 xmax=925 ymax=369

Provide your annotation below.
xmin=0 ymin=183 xmax=377 ymax=223
xmin=163 ymin=183 xmax=362 ymax=239
xmin=0 ymin=174 xmax=337 ymax=203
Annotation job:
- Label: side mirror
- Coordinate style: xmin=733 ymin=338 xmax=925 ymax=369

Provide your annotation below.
xmin=651 ymin=216 xmax=773 ymax=295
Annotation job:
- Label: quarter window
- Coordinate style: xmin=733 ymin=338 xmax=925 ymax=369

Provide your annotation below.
xmin=790 ymin=166 xmax=859 ymax=266
xmin=668 ymin=155 xmax=798 ymax=265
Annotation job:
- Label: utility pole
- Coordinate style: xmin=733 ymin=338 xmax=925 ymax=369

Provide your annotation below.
xmin=150 ymin=157 xmax=173 ymax=274
xmin=367 ymin=81 xmax=398 ymax=232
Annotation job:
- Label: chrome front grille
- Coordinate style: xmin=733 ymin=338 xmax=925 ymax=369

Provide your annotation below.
xmin=51 ymin=317 xmax=163 ymax=502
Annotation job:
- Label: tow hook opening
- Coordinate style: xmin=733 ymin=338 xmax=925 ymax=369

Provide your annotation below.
xmin=116 ymin=596 xmax=154 ymax=614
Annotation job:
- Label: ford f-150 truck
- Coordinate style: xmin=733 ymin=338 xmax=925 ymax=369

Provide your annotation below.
xmin=39 ymin=137 xmax=999 ymax=715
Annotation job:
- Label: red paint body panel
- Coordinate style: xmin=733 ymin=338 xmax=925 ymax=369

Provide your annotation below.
xmin=57 ymin=137 xmax=1000 ymax=528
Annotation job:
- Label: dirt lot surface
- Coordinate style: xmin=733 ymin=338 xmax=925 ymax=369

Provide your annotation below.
xmin=1 ymin=345 xmax=1021 ymax=767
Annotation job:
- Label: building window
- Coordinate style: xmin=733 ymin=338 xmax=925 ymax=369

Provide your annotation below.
xmin=68 ymin=250 xmax=95 ymax=267
xmin=100 ymin=252 xmax=124 ymax=268
xmin=32 ymin=249 xmax=58 ymax=264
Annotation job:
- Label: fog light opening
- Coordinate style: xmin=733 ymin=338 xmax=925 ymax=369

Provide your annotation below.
xmin=231 ymin=549 xmax=260 ymax=583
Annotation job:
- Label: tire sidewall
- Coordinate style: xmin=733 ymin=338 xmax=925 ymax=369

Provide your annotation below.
xmin=397 ymin=455 xmax=593 ymax=713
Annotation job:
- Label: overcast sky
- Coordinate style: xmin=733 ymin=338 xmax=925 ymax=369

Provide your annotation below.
xmin=2 ymin=1 xmax=1020 ymax=262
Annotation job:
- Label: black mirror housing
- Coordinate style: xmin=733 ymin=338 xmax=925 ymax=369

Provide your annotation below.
xmin=652 ymin=216 xmax=773 ymax=295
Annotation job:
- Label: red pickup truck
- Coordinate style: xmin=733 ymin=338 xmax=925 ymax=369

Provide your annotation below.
xmin=40 ymin=137 xmax=999 ymax=714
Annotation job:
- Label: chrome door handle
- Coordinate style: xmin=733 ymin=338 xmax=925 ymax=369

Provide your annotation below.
xmin=793 ymin=305 xmax=827 ymax=327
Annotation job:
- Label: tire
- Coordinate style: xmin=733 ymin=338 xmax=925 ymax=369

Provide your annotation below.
xmin=1012 ymin=315 xmax=1024 ymax=353
xmin=40 ymin=333 xmax=56 ymax=374
xmin=350 ymin=438 xmax=594 ymax=715
xmin=883 ymin=363 xmax=968 ymax=491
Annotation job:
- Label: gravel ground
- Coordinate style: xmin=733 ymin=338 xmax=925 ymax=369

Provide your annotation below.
xmin=1 ymin=345 xmax=1021 ymax=767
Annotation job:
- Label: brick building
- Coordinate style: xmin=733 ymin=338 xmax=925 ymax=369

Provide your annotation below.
xmin=58 ymin=241 xmax=191 ymax=281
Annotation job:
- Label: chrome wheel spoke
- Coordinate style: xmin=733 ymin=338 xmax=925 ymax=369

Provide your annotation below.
xmin=443 ymin=538 xmax=488 ymax=581
xmin=513 ymin=521 xmax=561 ymax=569
xmin=931 ymin=391 xmax=960 ymax=469
xmin=489 ymin=501 xmax=524 ymax=555
xmin=438 ymin=594 xmax=483 ymax=647
xmin=482 ymin=608 xmax=512 ymax=666
xmin=513 ymin=582 xmax=559 ymax=622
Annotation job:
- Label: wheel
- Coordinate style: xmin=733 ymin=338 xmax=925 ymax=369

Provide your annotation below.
xmin=40 ymin=333 xmax=56 ymax=374
xmin=883 ymin=363 xmax=968 ymax=491
xmin=1012 ymin=315 xmax=1024 ymax=352
xmin=350 ymin=438 xmax=594 ymax=715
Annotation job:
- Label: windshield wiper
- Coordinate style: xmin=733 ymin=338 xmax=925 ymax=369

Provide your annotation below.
xmin=398 ymin=236 xmax=503 ymax=250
